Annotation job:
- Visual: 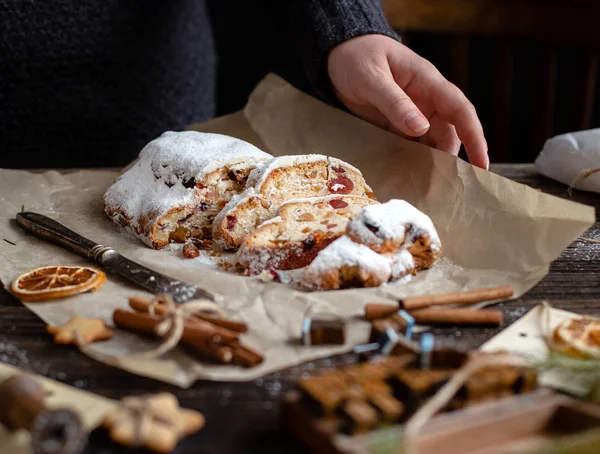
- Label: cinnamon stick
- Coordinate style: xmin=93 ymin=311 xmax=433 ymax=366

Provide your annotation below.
xmin=128 ymin=296 xmax=157 ymax=310
xmin=185 ymin=340 xmax=234 ymax=364
xmin=231 ymin=343 xmax=264 ymax=368
xmin=399 ymin=286 xmax=513 ymax=311
xmin=129 ymin=296 xmax=247 ymax=333
xmin=409 ymin=308 xmax=503 ymax=326
xmin=113 ymin=309 xmax=234 ymax=363
xmin=195 ymin=314 xmax=248 ymax=334
xmin=124 ymin=296 xmax=263 ymax=367
xmin=364 ymin=303 xmax=399 ymax=321
xmin=128 ymin=297 xmax=240 ymax=342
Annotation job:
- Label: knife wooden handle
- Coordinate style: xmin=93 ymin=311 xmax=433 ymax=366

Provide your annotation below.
xmin=15 ymin=211 xmax=215 ymax=303
xmin=16 ymin=212 xmax=100 ymax=260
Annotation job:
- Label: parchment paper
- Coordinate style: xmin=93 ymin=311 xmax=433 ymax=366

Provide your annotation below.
xmin=0 ymin=74 xmax=595 ymax=387
xmin=0 ymin=362 xmax=116 ymax=454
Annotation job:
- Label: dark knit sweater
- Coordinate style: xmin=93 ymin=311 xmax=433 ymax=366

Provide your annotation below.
xmin=0 ymin=0 xmax=398 ymax=168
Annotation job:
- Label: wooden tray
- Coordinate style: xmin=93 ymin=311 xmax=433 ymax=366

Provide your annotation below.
xmin=283 ymin=391 xmax=600 ymax=454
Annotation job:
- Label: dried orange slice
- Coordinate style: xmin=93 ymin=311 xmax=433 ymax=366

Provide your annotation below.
xmin=552 ymin=317 xmax=600 ymax=360
xmin=10 ymin=266 xmax=106 ymax=302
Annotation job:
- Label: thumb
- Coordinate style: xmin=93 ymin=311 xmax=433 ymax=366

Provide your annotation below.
xmin=361 ymin=72 xmax=429 ymax=137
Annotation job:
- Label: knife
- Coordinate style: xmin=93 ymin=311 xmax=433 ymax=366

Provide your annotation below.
xmin=15 ymin=212 xmax=214 ymax=303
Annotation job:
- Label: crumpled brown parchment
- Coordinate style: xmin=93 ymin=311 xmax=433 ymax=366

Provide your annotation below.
xmin=0 ymin=74 xmax=594 ymax=387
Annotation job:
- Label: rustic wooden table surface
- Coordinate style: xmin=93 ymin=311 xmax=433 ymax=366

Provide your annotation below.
xmin=0 ymin=164 xmax=598 ymax=454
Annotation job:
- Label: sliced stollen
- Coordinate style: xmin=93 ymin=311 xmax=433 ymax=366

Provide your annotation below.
xmin=388 ymin=248 xmax=416 ymax=281
xmin=237 ymin=195 xmax=378 ymax=275
xmin=346 ymin=199 xmax=442 ymax=270
xmin=104 ymin=131 xmax=272 ymax=249
xmin=213 ymin=154 xmax=376 ymax=250
xmin=302 ymin=236 xmax=397 ymax=290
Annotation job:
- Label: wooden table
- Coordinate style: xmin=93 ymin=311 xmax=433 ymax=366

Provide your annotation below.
xmin=0 ymin=164 xmax=598 ymax=454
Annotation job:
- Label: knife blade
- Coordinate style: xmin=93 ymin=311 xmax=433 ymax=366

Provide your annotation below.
xmin=15 ymin=212 xmax=214 ymax=303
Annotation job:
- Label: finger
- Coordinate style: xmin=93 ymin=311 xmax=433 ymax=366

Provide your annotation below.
xmin=358 ymin=69 xmax=431 ymax=138
xmin=430 ymin=81 xmax=489 ymax=169
xmin=341 ymin=101 xmax=391 ymax=131
xmin=338 ymin=97 xmax=414 ymax=139
xmin=424 ymin=113 xmax=461 ymax=155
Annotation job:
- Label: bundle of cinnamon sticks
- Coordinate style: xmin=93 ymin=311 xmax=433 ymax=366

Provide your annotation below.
xmin=365 ymin=286 xmax=513 ymax=327
xmin=113 ymin=296 xmax=263 ymax=367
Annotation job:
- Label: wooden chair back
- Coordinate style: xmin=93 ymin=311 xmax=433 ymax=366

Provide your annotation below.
xmin=382 ymin=0 xmax=600 ymax=162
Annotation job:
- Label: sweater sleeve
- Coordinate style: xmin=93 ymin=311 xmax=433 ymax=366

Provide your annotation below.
xmin=283 ymin=0 xmax=401 ymax=104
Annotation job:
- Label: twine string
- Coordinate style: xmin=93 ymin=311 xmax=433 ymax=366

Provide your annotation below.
xmin=567 ymin=167 xmax=600 ymax=196
xmin=109 ymin=396 xmax=174 ymax=448
xmin=125 ymin=397 xmax=154 ymax=448
xmin=77 ymin=294 xmax=222 ymax=363
xmin=136 ymin=295 xmax=222 ymax=359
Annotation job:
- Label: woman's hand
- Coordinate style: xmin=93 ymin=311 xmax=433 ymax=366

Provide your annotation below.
xmin=328 ymin=34 xmax=489 ymax=169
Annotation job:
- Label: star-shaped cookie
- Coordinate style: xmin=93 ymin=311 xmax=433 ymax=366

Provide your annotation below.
xmin=103 ymin=393 xmax=205 ymax=453
xmin=47 ymin=316 xmax=113 ymax=345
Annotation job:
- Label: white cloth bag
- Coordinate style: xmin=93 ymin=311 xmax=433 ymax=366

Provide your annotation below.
xmin=535 ymin=129 xmax=600 ymax=193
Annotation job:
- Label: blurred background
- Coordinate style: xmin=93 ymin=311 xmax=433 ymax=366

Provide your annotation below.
xmin=4 ymin=0 xmax=599 ymax=166
xmin=215 ymin=0 xmax=600 ymax=164
xmin=380 ymin=0 xmax=600 ymax=163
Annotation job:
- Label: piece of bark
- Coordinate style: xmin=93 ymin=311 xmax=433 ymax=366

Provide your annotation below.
xmin=339 ymin=399 xmax=379 ymax=435
xmin=304 ymin=319 xmax=346 ymax=346
xmin=299 ymin=374 xmax=349 ymax=417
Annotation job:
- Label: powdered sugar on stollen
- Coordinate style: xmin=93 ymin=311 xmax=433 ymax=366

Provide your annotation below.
xmin=146 ymin=131 xmax=270 ymax=185
xmin=390 ymin=248 xmax=415 ymax=280
xmin=246 ymin=154 xmax=327 ymax=189
xmin=327 ymin=157 xmax=363 ymax=177
xmin=347 ymin=199 xmax=441 ymax=252
xmin=306 ymin=236 xmax=392 ymax=277
xmin=104 ymin=131 xmax=271 ymax=246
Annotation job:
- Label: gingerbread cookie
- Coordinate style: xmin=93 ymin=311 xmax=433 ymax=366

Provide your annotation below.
xmin=103 ymin=392 xmax=205 ymax=453
xmin=47 ymin=316 xmax=113 ymax=345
